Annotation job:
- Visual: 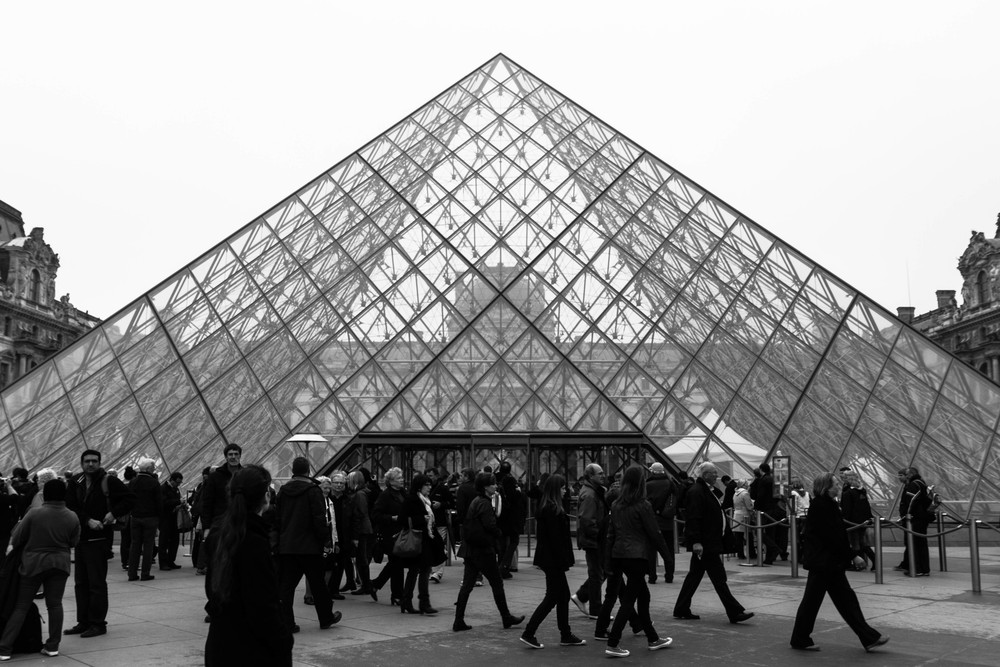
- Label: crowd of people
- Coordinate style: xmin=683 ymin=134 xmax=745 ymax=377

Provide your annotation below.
xmin=0 ymin=444 xmax=939 ymax=662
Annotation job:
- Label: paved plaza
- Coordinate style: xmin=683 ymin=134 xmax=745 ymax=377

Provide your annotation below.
xmin=6 ymin=543 xmax=999 ymax=666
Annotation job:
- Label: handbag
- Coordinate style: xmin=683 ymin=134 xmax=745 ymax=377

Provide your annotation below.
xmin=176 ymin=504 xmax=194 ymax=532
xmin=392 ymin=518 xmax=423 ymax=558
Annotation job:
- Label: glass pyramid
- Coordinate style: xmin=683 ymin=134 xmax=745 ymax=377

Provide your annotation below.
xmin=2 ymin=54 xmax=996 ymax=519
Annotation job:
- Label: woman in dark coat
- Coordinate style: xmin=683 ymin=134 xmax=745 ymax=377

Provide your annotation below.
xmin=790 ymin=472 xmax=888 ymax=653
xmin=452 ymin=472 xmax=524 ymax=632
xmin=840 ymin=471 xmax=876 ymax=570
xmin=398 ymin=474 xmax=442 ymax=614
xmin=602 ymin=466 xmax=672 ymax=657
xmin=346 ymin=471 xmax=374 ymax=596
xmin=519 ymin=474 xmax=583 ymax=649
xmin=205 ymin=464 xmax=291 ymax=667
xmin=370 ymin=467 xmax=406 ymax=605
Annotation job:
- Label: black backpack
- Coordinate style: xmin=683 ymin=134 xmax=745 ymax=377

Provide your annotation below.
xmin=11 ymin=602 xmax=42 ymax=654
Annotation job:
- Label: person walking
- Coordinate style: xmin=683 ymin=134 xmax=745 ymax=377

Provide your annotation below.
xmin=273 ymin=457 xmax=341 ymax=633
xmin=644 ymin=462 xmax=676 ymax=584
xmin=569 ymin=464 xmax=608 ymax=619
xmin=205 ymin=465 xmax=292 ymax=666
xmin=602 ymin=467 xmax=673 ymax=658
xmin=370 ymin=467 xmax=406 ymax=605
xmin=65 ymin=449 xmax=134 ymax=638
xmin=0 ymin=479 xmax=80 ymax=660
xmin=519 ymin=474 xmax=585 ymax=650
xmin=452 ymin=472 xmax=524 ymax=632
xmin=672 ymin=462 xmax=753 ymax=625
xmin=345 ymin=471 xmax=374 ymax=596
xmin=790 ymin=472 xmax=889 ymax=653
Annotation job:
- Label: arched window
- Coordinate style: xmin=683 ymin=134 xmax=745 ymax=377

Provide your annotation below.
xmin=979 ymin=362 xmax=990 ymax=376
xmin=978 ymin=270 xmax=990 ymax=306
xmin=30 ymin=269 xmax=42 ymax=303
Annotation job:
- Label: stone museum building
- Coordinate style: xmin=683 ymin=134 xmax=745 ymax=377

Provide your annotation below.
xmin=0 ymin=200 xmax=100 ymax=389
xmin=907 ymin=220 xmax=1000 ymax=384
xmin=0 ymin=55 xmax=997 ymax=521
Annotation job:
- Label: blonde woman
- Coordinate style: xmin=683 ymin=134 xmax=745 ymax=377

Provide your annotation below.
xmin=370 ymin=467 xmax=405 ymax=605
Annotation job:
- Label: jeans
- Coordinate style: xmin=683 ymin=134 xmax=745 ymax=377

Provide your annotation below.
xmin=607 ymin=559 xmax=660 ymax=647
xmin=573 ymin=547 xmax=604 ymax=616
xmin=128 ymin=516 xmax=159 ymax=577
xmin=524 ymin=567 xmax=570 ymax=638
xmin=74 ymin=539 xmax=110 ymax=627
xmin=0 ymin=568 xmax=68 ymax=654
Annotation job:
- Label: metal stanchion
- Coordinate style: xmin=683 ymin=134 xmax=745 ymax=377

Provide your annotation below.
xmin=445 ymin=511 xmax=453 ymax=566
xmin=755 ymin=511 xmax=764 ymax=567
xmin=904 ymin=516 xmax=916 ymax=577
xmin=969 ymin=520 xmax=981 ymax=594
xmin=873 ymin=516 xmax=883 ymax=584
xmin=937 ymin=511 xmax=947 ymax=572
xmin=789 ymin=512 xmax=799 ymax=578
xmin=673 ymin=516 xmax=680 ymax=554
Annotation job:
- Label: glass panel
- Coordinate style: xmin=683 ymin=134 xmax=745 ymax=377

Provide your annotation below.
xmin=12 ymin=398 xmax=79 ymax=466
xmin=4 ymin=364 xmax=66 ymax=429
xmin=82 ymin=398 xmax=151 ymax=463
xmin=103 ymin=300 xmax=159 ymax=354
xmin=119 ymin=329 xmax=178 ymax=392
xmin=55 ymin=330 xmax=115 ymax=392
xmin=890 ymin=328 xmax=950 ymax=391
xmin=783 ymin=398 xmax=850 ymax=470
xmin=737 ymin=362 xmax=799 ymax=429
xmin=805 ymin=361 xmax=869 ymax=429
xmin=135 ymin=362 xmax=196 ymax=430
xmin=152 ymin=401 xmax=220 ymax=472
xmin=669 ymin=362 xmax=733 ymax=425
xmin=268 ymin=362 xmax=335 ymax=428
xmin=202 ymin=363 xmax=264 ymax=428
xmin=246 ymin=329 xmax=307 ymax=390
xmin=941 ymin=361 xmax=1000 ymax=430
xmin=224 ymin=399 xmax=288 ymax=454
xmin=854 ymin=398 xmax=922 ymax=464
xmin=925 ymin=396 xmax=992 ymax=472
xmin=183 ymin=329 xmax=243 ymax=388
xmin=68 ymin=363 xmax=131 ymax=430
xmin=873 ymin=360 xmax=937 ymax=429
xmin=694 ymin=330 xmax=755 ymax=392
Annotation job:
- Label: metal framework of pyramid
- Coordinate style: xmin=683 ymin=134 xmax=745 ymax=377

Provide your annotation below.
xmin=2 ymin=54 xmax=998 ymax=518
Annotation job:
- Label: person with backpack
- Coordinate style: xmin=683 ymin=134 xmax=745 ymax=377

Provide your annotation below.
xmin=645 ymin=463 xmax=676 ymax=584
xmin=895 ymin=467 xmax=931 ymax=577
xmin=0 ymin=479 xmax=80 ymax=660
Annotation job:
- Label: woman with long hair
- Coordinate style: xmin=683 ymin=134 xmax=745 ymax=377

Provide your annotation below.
xmin=205 ymin=464 xmax=292 ymax=667
xmin=370 ymin=467 xmax=406 ymax=605
xmin=452 ymin=472 xmax=524 ymax=632
xmin=603 ymin=466 xmax=672 ymax=658
xmin=790 ymin=472 xmax=888 ymax=653
xmin=346 ymin=470 xmax=374 ymax=596
xmin=398 ymin=473 xmax=442 ymax=614
xmin=519 ymin=474 xmax=584 ymax=650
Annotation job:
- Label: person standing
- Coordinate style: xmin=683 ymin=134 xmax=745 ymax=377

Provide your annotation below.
xmin=190 ymin=467 xmax=211 ymax=576
xmin=201 ymin=444 xmax=243 ymax=607
xmin=672 ymin=462 xmax=753 ymax=625
xmin=644 ymin=462 xmax=676 ymax=584
xmin=126 ymin=458 xmax=161 ymax=582
xmin=519 ymin=474 xmax=585 ymax=650
xmin=569 ymin=464 xmax=608 ymax=619
xmin=452 ymin=472 xmax=523 ymax=632
xmin=346 ymin=471 xmax=374 ymax=596
xmin=205 ymin=465 xmax=292 ymax=666
xmin=896 ymin=467 xmax=931 ymax=577
xmin=158 ymin=472 xmax=183 ymax=570
xmin=790 ymin=472 xmax=889 ymax=653
xmin=370 ymin=467 xmax=406 ymax=605
xmin=65 ymin=449 xmax=134 ymax=638
xmin=0 ymin=474 xmax=20 ymax=556
xmin=750 ymin=463 xmax=780 ymax=564
xmin=0 ymin=479 xmax=80 ymax=660
xmin=273 ymin=457 xmax=341 ymax=632
xmin=426 ymin=467 xmax=454 ymax=584
xmin=839 ymin=472 xmax=875 ymax=570
xmin=602 ymin=467 xmax=673 ymax=658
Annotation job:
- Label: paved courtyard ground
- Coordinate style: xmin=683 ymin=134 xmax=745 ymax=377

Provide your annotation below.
xmin=9 ymin=544 xmax=1000 ymax=665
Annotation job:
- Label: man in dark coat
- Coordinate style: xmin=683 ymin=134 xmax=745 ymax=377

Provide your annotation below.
xmin=126 ymin=458 xmax=162 ymax=582
xmin=273 ymin=457 xmax=340 ymax=632
xmin=65 ymin=449 xmax=135 ymax=638
xmin=672 ymin=461 xmax=753 ymax=624
xmin=201 ymin=444 xmax=244 ymax=534
xmin=896 ymin=466 xmax=931 ymax=576
xmin=570 ymin=463 xmax=608 ymax=619
xmin=427 ymin=466 xmax=455 ymax=583
xmin=645 ymin=462 xmax=677 ymax=584
xmin=751 ymin=463 xmax=780 ymax=564
xmin=159 ymin=471 xmax=183 ymax=570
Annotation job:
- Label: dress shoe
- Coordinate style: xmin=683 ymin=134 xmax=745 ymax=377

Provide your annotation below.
xmin=331 ymin=593 xmax=345 ymax=600
xmin=351 ymin=588 xmax=371 ymax=596
xmin=673 ymin=612 xmax=700 ymax=620
xmin=864 ymin=636 xmax=890 ymax=652
xmin=453 ymin=621 xmax=472 ymax=632
xmin=419 ymin=606 xmax=438 ymax=615
xmin=502 ymin=614 xmax=525 ymax=629
xmin=320 ymin=611 xmax=342 ymax=629
xmin=730 ymin=611 xmax=754 ymax=624
xmin=63 ymin=624 xmax=88 ymax=635
xmin=139 ymin=574 xmax=155 ymax=581
xmin=791 ymin=644 xmax=820 ymax=651
xmin=339 ymin=583 xmax=355 ymax=592
xmin=369 ymin=589 xmax=379 ymax=603
xmin=80 ymin=626 xmax=106 ymax=638
xmin=501 ymin=571 xmax=513 ymax=579
xmin=128 ymin=576 xmax=139 ymax=582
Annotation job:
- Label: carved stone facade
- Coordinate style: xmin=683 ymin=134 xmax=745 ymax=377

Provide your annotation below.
xmin=0 ymin=200 xmax=101 ymax=389
xmin=907 ymin=215 xmax=1000 ymax=382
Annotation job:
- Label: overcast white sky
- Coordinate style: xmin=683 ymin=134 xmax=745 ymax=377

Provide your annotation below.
xmin=1 ymin=1 xmax=997 ymax=322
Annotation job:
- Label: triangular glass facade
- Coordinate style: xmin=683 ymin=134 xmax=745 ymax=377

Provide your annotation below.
xmin=2 ymin=55 xmax=997 ymax=518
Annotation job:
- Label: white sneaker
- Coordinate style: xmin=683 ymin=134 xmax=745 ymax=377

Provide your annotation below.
xmin=41 ymin=648 xmax=60 ymax=656
xmin=430 ymin=571 xmax=443 ymax=584
xmin=648 ymin=637 xmax=672 ymax=650
xmin=570 ymin=594 xmax=588 ymax=617
xmin=605 ymin=646 xmax=630 ymax=658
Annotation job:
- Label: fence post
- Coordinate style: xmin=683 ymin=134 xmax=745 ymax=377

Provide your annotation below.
xmin=789 ymin=512 xmax=799 ymax=578
xmin=873 ymin=516 xmax=883 ymax=584
xmin=969 ymin=520 xmax=981 ymax=594
xmin=937 ymin=511 xmax=947 ymax=572
xmin=673 ymin=516 xmax=680 ymax=554
xmin=755 ymin=511 xmax=764 ymax=567
xmin=905 ymin=516 xmax=916 ymax=577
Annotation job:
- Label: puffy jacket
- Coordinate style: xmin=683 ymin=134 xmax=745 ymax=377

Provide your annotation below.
xmin=273 ymin=477 xmax=328 ymax=555
xmin=606 ymin=499 xmax=669 ymax=561
xmin=575 ymin=479 xmax=608 ymax=550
